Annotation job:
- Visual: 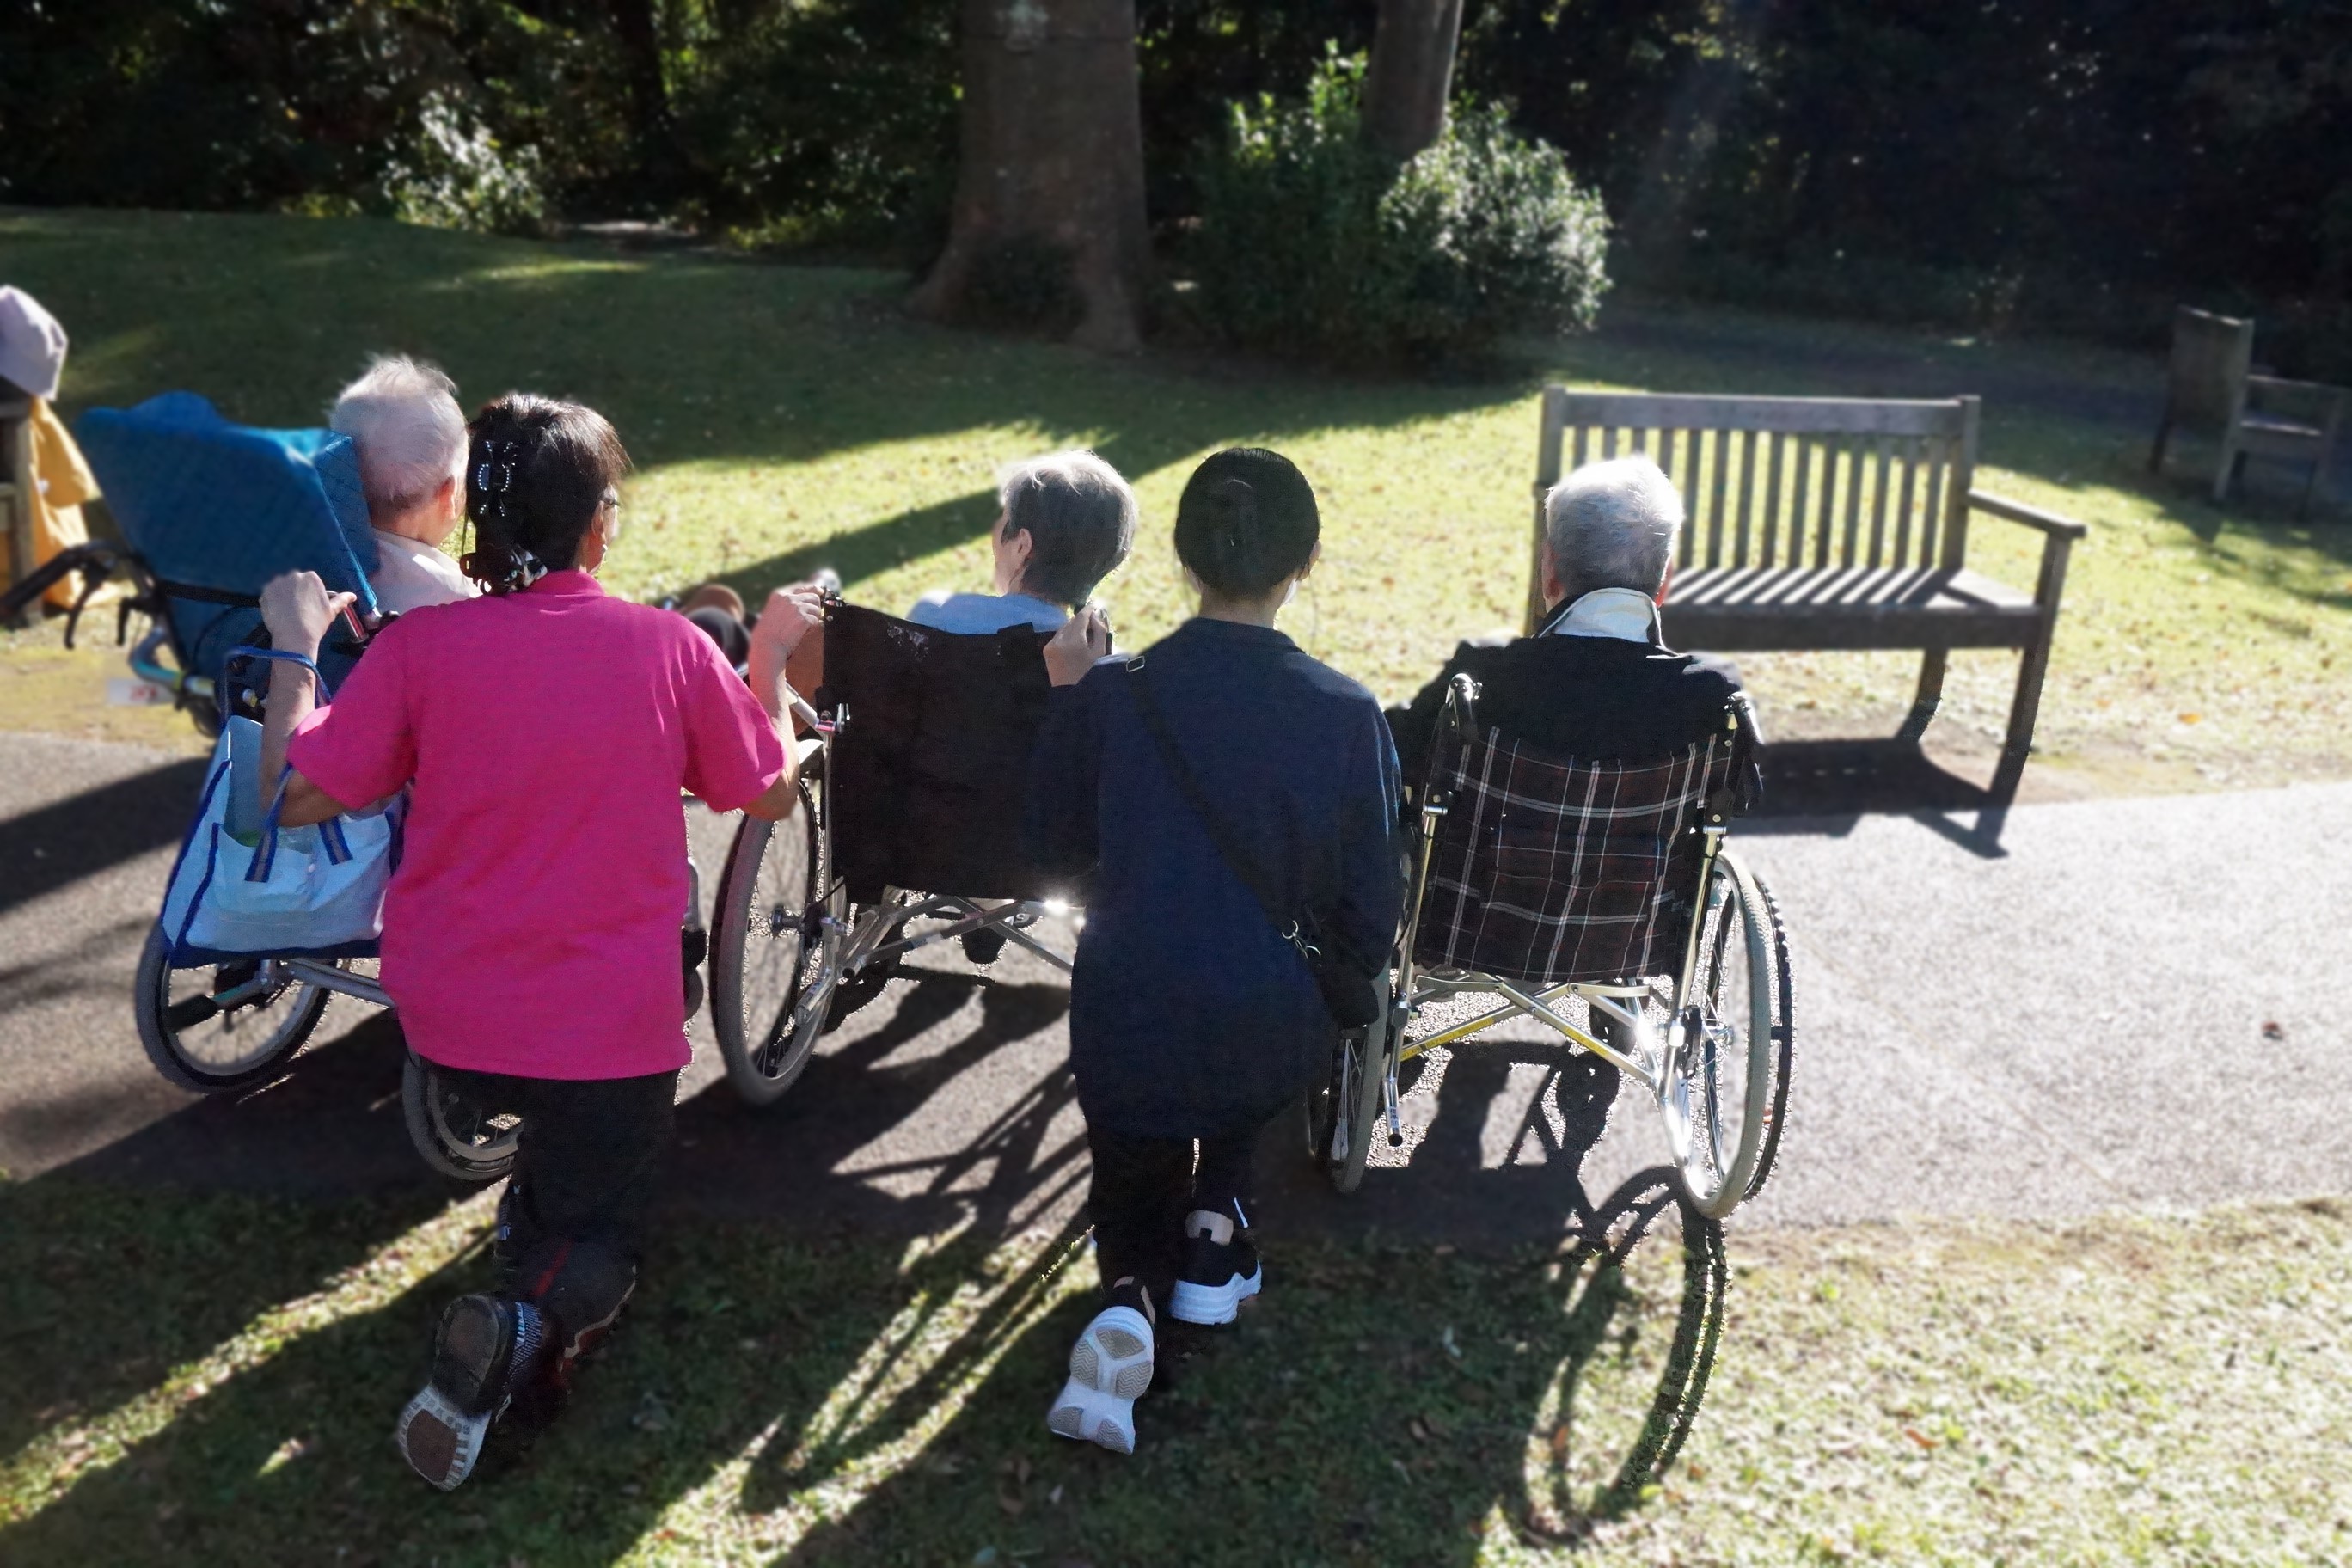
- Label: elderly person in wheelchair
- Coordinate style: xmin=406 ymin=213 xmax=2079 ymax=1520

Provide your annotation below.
xmin=681 ymin=448 xmax=1135 ymax=674
xmin=1336 ymin=455 xmax=1792 ymax=1220
xmin=328 ymin=354 xmax=478 ymax=614
xmin=1387 ymin=456 xmax=1744 ymax=781
xmin=700 ymin=452 xmax=1136 ymax=1106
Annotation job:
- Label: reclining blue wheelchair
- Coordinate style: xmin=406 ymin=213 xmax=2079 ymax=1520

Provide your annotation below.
xmin=8 ymin=394 xmax=705 ymax=1181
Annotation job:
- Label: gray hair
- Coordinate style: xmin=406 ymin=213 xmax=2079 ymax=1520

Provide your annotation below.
xmin=329 ymin=354 xmax=467 ymax=516
xmin=997 ymin=449 xmax=1138 ymax=610
xmin=1543 ymin=456 xmax=1684 ymax=599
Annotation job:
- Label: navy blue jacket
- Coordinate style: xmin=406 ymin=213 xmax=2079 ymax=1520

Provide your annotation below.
xmin=1025 ymin=617 xmax=1402 ymax=1138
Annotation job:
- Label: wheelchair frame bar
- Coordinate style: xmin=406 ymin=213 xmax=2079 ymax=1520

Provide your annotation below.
xmin=855 ymin=893 xmax=1075 ymax=974
xmin=279 ymin=956 xmax=389 ymax=1008
xmin=1399 ymin=974 xmax=1658 ymax=1085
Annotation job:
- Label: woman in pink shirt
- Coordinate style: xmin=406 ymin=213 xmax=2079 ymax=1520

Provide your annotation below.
xmin=255 ymin=392 xmax=819 ymax=1491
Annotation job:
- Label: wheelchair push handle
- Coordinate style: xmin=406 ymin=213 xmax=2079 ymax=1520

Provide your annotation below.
xmin=1443 ymin=672 xmax=1480 ymax=734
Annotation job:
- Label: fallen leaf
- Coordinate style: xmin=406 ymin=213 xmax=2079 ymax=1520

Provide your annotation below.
xmin=1902 ymin=1426 xmax=1939 ymax=1450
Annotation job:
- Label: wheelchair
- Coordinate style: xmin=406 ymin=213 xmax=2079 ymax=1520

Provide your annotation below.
xmin=11 ymin=394 xmax=704 ymax=1183
xmin=707 ymin=597 xmax=1077 ymax=1106
xmin=1308 ymin=674 xmax=1793 ymax=1219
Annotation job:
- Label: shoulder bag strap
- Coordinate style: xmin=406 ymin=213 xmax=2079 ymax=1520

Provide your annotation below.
xmin=1123 ymin=658 xmax=1310 ymax=952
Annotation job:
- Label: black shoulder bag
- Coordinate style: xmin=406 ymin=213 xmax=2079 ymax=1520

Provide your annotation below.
xmin=1124 ymin=660 xmax=1386 ymax=1030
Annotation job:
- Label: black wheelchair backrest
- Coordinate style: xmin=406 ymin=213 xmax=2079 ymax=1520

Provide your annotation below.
xmin=820 ymin=599 xmax=1060 ymax=903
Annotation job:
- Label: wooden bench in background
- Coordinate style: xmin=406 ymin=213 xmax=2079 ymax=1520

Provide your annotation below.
xmin=1528 ymin=390 xmax=2087 ymax=805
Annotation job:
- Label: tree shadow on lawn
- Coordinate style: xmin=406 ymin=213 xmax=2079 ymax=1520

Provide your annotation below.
xmin=0 ymin=972 xmax=1092 ymax=1565
xmin=3 ymin=968 xmax=1728 ymax=1565
xmin=769 ymin=1041 xmax=1730 ymax=1568
xmin=0 ymin=1016 xmax=445 ymax=1466
xmin=8 ymin=211 xmax=1535 ymax=482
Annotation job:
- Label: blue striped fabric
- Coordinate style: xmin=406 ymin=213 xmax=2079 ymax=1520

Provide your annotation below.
xmin=76 ymin=392 xmax=381 ymax=686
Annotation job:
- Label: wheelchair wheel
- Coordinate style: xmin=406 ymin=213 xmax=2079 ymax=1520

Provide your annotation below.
xmin=1307 ymin=993 xmax=1393 ymax=1195
xmin=711 ymin=780 xmax=832 ymax=1106
xmin=401 ymin=1052 xmax=521 ymax=1182
xmin=133 ymin=923 xmax=335 ymax=1093
xmin=1658 ymin=848 xmax=1792 ymax=1219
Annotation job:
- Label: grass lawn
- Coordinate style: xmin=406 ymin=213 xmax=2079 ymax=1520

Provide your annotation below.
xmin=2 ymin=1173 xmax=2345 ymax=1566
xmin=4 ymin=207 xmax=2350 ymax=793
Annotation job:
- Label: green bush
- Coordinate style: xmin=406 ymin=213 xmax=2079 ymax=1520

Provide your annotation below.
xmin=1187 ymin=55 xmax=1610 ymax=368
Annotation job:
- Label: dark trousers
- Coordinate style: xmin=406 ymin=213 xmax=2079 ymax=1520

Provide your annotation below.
xmin=1085 ymin=1119 xmax=1260 ymax=1310
xmin=446 ymin=1067 xmax=678 ymax=1357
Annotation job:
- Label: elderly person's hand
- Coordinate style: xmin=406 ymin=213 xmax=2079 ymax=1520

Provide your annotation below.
xmin=259 ymin=571 xmax=357 ymax=657
xmin=750 ymin=583 xmax=826 ymax=660
xmin=1044 ymin=604 xmax=1111 ymax=687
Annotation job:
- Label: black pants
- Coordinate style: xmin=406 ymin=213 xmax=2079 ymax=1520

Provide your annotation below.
xmin=444 ymin=1067 xmax=678 ymax=1357
xmin=1085 ymin=1119 xmax=1259 ymax=1311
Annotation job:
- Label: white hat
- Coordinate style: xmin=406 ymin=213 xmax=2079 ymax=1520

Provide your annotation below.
xmin=0 ymin=287 xmax=70 ymax=401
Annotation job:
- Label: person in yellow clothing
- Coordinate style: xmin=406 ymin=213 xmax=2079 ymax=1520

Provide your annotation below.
xmin=1 ymin=285 xmax=101 ymax=609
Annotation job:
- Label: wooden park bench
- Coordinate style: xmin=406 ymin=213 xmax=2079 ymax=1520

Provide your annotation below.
xmin=1528 ymin=391 xmax=2087 ymax=805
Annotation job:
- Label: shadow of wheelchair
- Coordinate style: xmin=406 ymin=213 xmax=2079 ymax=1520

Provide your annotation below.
xmin=1511 ymin=1167 xmax=1728 ymax=1540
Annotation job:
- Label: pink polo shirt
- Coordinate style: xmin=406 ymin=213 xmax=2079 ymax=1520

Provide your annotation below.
xmin=287 ymin=570 xmax=786 ymax=1080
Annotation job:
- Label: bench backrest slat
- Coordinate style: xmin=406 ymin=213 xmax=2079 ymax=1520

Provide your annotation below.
xmin=1531 ymin=393 xmax=1980 ymax=622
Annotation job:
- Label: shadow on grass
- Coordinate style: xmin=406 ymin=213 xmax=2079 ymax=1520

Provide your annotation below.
xmin=1 ymin=962 xmax=1732 ymax=1565
xmin=0 ymin=971 xmax=1093 ymax=1565
xmin=0 ymin=1018 xmax=443 ymax=1464
xmin=765 ymin=1163 xmax=1724 ymax=1568
xmin=3 ymin=211 xmax=1534 ymax=489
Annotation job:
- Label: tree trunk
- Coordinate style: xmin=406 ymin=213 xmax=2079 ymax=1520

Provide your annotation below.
xmin=910 ymin=0 xmax=1150 ymax=352
xmin=1363 ymin=0 xmax=1466 ymax=161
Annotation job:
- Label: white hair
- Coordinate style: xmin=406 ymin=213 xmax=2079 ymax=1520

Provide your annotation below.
xmin=328 ymin=354 xmax=466 ymax=517
xmin=994 ymin=449 xmax=1137 ymax=609
xmin=1543 ymin=456 xmax=1685 ymax=598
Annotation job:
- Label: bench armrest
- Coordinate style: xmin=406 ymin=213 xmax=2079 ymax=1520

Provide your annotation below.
xmin=2246 ymin=375 xmax=2351 ymax=429
xmin=1967 ymin=489 xmax=2088 ymax=541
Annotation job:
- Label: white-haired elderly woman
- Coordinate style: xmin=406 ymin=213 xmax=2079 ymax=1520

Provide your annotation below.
xmin=1386 ymin=455 xmax=1744 ymax=781
xmin=329 ymin=354 xmax=477 ymax=614
xmin=679 ymin=447 xmax=1139 ymax=666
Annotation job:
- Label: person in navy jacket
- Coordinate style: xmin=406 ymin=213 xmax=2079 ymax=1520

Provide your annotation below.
xmin=1026 ymin=447 xmax=1401 ymax=1455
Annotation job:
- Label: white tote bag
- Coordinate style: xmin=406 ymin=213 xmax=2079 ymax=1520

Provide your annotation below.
xmin=159 ymin=651 xmax=399 ymax=961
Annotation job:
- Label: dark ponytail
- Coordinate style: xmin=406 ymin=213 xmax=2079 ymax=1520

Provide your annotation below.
xmin=460 ymin=392 xmax=630 ymax=595
xmin=1173 ymin=447 xmax=1320 ymax=600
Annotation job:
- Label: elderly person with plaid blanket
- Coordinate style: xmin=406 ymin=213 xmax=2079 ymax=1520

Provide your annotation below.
xmin=1387 ymin=455 xmax=1746 ymax=785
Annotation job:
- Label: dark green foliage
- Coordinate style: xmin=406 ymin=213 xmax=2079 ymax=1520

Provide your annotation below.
xmin=7 ymin=0 xmax=2345 ymax=368
xmin=662 ymin=0 xmax=958 ymax=257
xmin=1187 ymin=56 xmax=1609 ymax=369
xmin=0 ymin=0 xmax=550 ymax=230
xmin=1461 ymin=0 xmax=2352 ymax=369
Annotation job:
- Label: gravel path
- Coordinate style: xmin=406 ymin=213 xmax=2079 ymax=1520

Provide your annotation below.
xmin=3 ymin=732 xmax=2344 ymax=1245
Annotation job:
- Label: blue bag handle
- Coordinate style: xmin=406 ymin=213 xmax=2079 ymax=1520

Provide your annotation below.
xmin=230 ymin=647 xmax=352 ymax=882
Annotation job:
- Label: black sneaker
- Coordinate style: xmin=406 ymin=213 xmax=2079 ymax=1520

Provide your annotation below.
xmin=1167 ymin=1205 xmax=1262 ymax=1326
xmin=394 ymin=1295 xmax=547 ymax=1491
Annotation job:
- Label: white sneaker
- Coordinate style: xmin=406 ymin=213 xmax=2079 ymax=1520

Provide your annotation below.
xmin=1046 ymin=1301 xmax=1155 ymax=1455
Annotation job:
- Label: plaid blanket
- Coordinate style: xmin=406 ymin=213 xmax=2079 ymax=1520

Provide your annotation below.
xmin=1413 ymin=726 xmax=1730 ymax=984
